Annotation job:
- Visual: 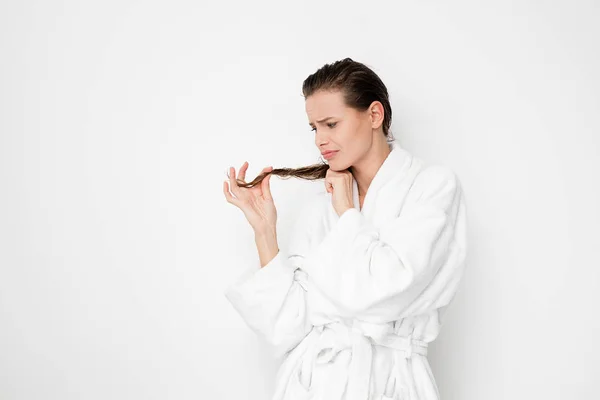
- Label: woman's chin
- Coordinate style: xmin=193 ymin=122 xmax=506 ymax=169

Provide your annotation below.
xmin=327 ymin=161 xmax=350 ymax=172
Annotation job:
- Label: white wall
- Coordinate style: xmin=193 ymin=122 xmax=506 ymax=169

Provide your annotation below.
xmin=1 ymin=1 xmax=598 ymax=399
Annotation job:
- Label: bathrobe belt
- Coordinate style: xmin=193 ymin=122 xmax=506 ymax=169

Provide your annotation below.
xmin=303 ymin=321 xmax=428 ymax=400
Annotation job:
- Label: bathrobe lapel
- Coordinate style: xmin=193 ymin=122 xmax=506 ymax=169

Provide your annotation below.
xmin=324 ymin=140 xmax=424 ymax=229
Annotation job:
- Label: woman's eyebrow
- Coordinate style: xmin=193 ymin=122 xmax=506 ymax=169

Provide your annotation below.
xmin=308 ymin=116 xmax=335 ymax=126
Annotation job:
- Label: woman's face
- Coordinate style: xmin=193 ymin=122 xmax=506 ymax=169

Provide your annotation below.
xmin=305 ymin=90 xmax=374 ymax=171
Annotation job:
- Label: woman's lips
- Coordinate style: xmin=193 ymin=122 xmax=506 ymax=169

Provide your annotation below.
xmin=323 ymin=151 xmax=338 ymax=160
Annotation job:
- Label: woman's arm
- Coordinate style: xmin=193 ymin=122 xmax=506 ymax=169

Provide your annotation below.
xmin=224 ymin=204 xmax=315 ymax=359
xmin=254 ymin=227 xmax=279 ymax=268
xmin=302 ymin=165 xmax=467 ymax=322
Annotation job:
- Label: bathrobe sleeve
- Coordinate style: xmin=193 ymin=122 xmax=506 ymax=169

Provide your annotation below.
xmin=304 ymin=165 xmax=467 ymax=322
xmin=223 ymin=203 xmax=315 ymax=359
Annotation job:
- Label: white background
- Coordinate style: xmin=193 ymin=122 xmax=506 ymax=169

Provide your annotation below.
xmin=1 ymin=1 xmax=598 ymax=399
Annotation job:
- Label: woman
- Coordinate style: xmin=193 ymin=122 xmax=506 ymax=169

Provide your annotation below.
xmin=222 ymin=58 xmax=467 ymax=400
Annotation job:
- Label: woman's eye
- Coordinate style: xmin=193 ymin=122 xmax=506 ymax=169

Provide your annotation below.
xmin=310 ymin=123 xmax=336 ymax=132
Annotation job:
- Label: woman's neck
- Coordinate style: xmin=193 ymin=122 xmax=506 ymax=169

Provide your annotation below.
xmin=350 ymin=140 xmax=392 ymax=198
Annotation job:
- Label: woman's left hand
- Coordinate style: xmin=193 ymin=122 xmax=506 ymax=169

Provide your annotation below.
xmin=325 ymin=168 xmax=355 ymax=217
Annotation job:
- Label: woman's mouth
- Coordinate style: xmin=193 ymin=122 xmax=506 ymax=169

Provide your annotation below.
xmin=323 ymin=151 xmax=339 ymax=160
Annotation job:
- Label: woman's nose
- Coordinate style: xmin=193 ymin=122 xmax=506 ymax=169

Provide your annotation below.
xmin=314 ymin=130 xmax=329 ymax=146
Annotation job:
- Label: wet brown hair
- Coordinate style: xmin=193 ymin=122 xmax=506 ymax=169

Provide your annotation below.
xmin=232 ymin=57 xmax=395 ymax=188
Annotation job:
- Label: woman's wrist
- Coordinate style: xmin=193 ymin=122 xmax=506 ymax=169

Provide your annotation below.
xmin=254 ymin=228 xmax=279 ymax=268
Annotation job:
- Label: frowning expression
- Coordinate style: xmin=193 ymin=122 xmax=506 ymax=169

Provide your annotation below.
xmin=306 ymin=89 xmax=376 ymax=171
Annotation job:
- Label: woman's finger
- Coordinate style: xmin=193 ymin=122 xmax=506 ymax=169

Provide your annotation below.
xmin=251 ymin=166 xmax=269 ymax=196
xmin=223 ymin=181 xmax=241 ymax=207
xmin=238 ymin=161 xmax=248 ymax=182
xmin=228 ymin=166 xmax=243 ymax=199
xmin=261 ymin=166 xmax=273 ymax=201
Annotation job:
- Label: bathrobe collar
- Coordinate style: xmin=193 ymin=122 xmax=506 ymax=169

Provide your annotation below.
xmin=349 ymin=140 xmax=412 ymax=216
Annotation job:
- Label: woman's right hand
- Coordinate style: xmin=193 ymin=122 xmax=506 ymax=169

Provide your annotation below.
xmin=223 ymin=161 xmax=277 ymax=234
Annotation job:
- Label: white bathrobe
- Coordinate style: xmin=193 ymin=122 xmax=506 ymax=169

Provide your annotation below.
xmin=224 ymin=140 xmax=467 ymax=400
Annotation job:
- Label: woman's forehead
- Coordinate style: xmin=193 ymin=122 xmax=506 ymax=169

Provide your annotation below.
xmin=305 ymin=91 xmax=347 ymax=121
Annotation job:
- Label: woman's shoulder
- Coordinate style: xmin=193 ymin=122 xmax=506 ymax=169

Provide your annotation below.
xmin=414 ymin=163 xmax=459 ymax=187
xmin=410 ymin=162 xmax=462 ymax=205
